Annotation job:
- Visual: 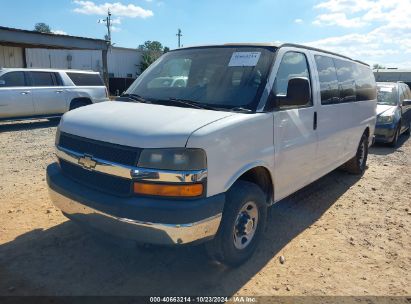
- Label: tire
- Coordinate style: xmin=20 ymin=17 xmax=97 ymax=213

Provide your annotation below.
xmin=405 ymin=121 xmax=410 ymax=136
xmin=205 ymin=180 xmax=267 ymax=266
xmin=389 ymin=124 xmax=400 ymax=147
xmin=69 ymin=100 xmax=90 ymax=111
xmin=343 ymin=133 xmax=369 ymax=175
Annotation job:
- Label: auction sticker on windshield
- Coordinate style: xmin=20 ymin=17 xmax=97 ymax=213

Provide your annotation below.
xmin=228 ymin=52 xmax=261 ymax=67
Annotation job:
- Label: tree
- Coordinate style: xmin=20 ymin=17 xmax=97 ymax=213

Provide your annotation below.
xmin=138 ymin=40 xmax=170 ymax=73
xmin=373 ymin=64 xmax=385 ymax=70
xmin=138 ymin=41 xmax=164 ymax=52
xmin=34 ymin=23 xmax=52 ymax=33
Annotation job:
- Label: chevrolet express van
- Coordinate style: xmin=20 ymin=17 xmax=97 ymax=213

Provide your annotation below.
xmin=47 ymin=43 xmax=377 ymax=266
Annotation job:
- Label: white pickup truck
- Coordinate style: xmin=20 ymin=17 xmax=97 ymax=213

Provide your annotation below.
xmin=0 ymin=68 xmax=109 ymax=121
xmin=47 ymin=43 xmax=377 ymax=266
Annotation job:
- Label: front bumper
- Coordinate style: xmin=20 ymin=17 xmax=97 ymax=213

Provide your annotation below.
xmin=47 ymin=163 xmax=224 ymax=245
xmin=374 ymin=123 xmax=397 ymax=143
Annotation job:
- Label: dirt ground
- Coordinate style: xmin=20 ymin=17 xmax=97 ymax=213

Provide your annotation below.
xmin=0 ymin=119 xmax=410 ymax=297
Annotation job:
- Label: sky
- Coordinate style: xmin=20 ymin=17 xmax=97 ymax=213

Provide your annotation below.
xmin=1 ymin=0 xmax=411 ymax=67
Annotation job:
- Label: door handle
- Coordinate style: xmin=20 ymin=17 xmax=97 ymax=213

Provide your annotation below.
xmin=313 ymin=111 xmax=317 ymax=130
xmin=20 ymin=91 xmax=30 ymax=95
xmin=55 ymin=90 xmax=64 ymax=93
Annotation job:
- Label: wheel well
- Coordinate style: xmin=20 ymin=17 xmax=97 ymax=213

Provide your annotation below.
xmin=364 ymin=127 xmax=370 ymax=138
xmin=70 ymin=97 xmax=92 ymax=109
xmin=237 ymin=167 xmax=273 ymax=205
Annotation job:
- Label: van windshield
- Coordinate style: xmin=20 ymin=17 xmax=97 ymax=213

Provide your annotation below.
xmin=125 ymin=46 xmax=276 ymax=112
xmin=377 ymin=85 xmax=398 ymax=105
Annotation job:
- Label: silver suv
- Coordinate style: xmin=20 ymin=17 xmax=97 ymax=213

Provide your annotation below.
xmin=0 ymin=68 xmax=109 ymax=121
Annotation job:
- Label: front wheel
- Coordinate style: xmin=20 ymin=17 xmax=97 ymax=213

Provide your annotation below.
xmin=405 ymin=121 xmax=410 ymax=136
xmin=389 ymin=124 xmax=400 ymax=147
xmin=205 ymin=181 xmax=267 ymax=266
xmin=342 ymin=133 xmax=369 ymax=175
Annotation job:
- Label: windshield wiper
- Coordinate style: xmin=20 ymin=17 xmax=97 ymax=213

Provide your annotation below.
xmin=167 ymin=98 xmax=217 ymax=110
xmin=229 ymin=107 xmax=252 ymax=113
xmin=120 ymin=93 xmax=151 ymax=103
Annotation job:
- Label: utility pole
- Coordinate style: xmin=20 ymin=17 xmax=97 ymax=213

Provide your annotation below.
xmin=99 ymin=9 xmax=112 ymax=46
xmin=176 ymin=28 xmax=182 ymax=48
xmin=98 ymin=9 xmax=112 ymax=93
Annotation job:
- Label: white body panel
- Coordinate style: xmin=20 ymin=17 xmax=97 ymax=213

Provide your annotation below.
xmin=0 ymin=87 xmax=34 ymax=118
xmin=59 ymin=101 xmax=235 ymax=148
xmin=55 ymin=45 xmax=377 ymax=204
xmin=186 ymin=113 xmax=274 ymax=197
xmin=0 ymin=68 xmax=109 ymax=120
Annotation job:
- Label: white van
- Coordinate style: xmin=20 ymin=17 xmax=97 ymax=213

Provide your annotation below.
xmin=47 ymin=43 xmax=377 ymax=266
xmin=0 ymin=68 xmax=109 ymax=121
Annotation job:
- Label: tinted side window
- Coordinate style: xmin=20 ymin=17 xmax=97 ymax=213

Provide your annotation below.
xmin=355 ymin=64 xmax=377 ymax=101
xmin=274 ymin=51 xmax=311 ymax=107
xmin=315 ymin=55 xmax=340 ymax=105
xmin=67 ymin=73 xmax=104 ymax=86
xmin=334 ymin=59 xmax=356 ymax=102
xmin=0 ymin=72 xmax=26 ymax=87
xmin=31 ymin=72 xmax=56 ymax=86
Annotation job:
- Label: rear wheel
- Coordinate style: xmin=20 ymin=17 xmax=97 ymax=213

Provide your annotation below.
xmin=343 ymin=133 xmax=369 ymax=175
xmin=206 ymin=180 xmax=267 ymax=266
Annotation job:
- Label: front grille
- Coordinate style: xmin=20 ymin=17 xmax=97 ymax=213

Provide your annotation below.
xmin=60 ymin=160 xmax=132 ymax=196
xmin=59 ymin=132 xmax=141 ymax=166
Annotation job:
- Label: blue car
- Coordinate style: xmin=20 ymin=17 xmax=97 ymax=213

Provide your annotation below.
xmin=375 ymin=82 xmax=411 ymax=146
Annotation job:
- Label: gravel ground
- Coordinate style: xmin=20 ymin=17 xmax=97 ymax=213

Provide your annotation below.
xmin=0 ymin=119 xmax=410 ymax=297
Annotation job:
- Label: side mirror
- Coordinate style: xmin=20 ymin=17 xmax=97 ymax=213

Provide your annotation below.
xmin=278 ymin=77 xmax=311 ymax=108
xmin=0 ymin=80 xmax=5 ymax=86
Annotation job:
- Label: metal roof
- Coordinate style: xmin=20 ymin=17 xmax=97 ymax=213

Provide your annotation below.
xmin=0 ymin=26 xmax=108 ymax=50
xmin=0 ymin=67 xmax=99 ymax=73
xmin=176 ymin=42 xmax=369 ymax=66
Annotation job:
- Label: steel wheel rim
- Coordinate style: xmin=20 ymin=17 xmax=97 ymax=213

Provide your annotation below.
xmin=233 ymin=201 xmax=259 ymax=250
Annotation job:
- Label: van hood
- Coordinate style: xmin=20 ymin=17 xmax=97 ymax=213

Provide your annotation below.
xmin=377 ymin=104 xmax=396 ymax=116
xmin=59 ymin=101 xmax=235 ymax=148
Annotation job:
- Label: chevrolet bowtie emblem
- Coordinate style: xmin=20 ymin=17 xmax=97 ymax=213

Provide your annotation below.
xmin=78 ymin=155 xmax=97 ymax=170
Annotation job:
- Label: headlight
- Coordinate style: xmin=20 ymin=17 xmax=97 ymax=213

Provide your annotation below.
xmin=377 ymin=115 xmax=394 ymax=124
xmin=138 ymin=148 xmax=207 ymax=171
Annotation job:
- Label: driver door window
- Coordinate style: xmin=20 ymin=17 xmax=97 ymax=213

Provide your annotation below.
xmin=274 ymin=51 xmax=312 ymax=108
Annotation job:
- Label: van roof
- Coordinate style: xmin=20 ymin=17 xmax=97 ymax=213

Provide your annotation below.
xmin=177 ymin=42 xmax=369 ymax=67
xmin=0 ymin=68 xmax=99 ymax=74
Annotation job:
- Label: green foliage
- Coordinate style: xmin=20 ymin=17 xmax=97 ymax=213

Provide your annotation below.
xmin=34 ymin=23 xmax=52 ymax=33
xmin=140 ymin=52 xmax=157 ymax=73
xmin=138 ymin=41 xmax=164 ymax=52
xmin=138 ymin=40 xmax=170 ymax=73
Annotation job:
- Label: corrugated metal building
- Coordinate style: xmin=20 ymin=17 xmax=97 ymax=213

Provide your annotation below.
xmin=0 ymin=45 xmax=24 ymax=67
xmin=0 ymin=27 xmax=142 ymax=94
xmin=374 ymin=69 xmax=411 ymax=88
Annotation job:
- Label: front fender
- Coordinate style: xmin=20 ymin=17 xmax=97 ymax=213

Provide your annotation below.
xmin=223 ymin=161 xmax=273 ymax=193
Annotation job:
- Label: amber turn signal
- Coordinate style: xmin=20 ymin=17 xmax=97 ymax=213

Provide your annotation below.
xmin=133 ymin=182 xmax=204 ymax=197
